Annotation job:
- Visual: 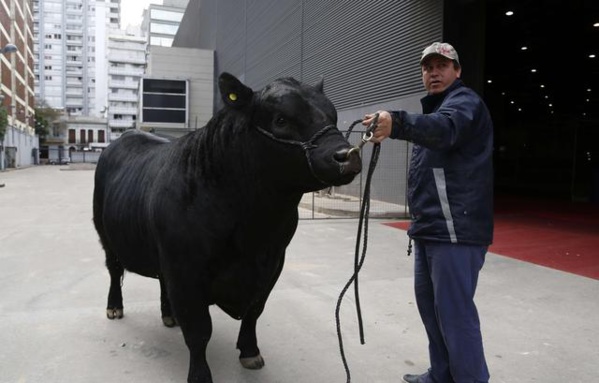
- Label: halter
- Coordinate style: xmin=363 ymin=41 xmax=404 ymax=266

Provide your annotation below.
xmin=254 ymin=124 xmax=340 ymax=184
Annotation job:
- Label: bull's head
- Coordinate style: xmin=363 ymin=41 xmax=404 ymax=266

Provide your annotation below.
xmin=218 ymin=72 xmax=361 ymax=192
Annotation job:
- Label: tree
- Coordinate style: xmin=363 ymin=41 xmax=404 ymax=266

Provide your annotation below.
xmin=34 ymin=102 xmax=62 ymax=142
xmin=0 ymin=107 xmax=7 ymax=143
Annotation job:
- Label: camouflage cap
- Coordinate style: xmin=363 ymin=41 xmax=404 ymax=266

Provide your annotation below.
xmin=420 ymin=42 xmax=460 ymax=65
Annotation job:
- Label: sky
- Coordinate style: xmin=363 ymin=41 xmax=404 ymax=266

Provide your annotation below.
xmin=120 ymin=0 xmax=163 ymax=28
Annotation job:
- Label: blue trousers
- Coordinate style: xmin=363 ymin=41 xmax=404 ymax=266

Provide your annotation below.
xmin=413 ymin=240 xmax=490 ymax=383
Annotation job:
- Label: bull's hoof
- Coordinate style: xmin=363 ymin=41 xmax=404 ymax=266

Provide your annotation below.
xmin=106 ymin=308 xmax=124 ymax=319
xmin=162 ymin=315 xmax=178 ymax=328
xmin=240 ymin=354 xmax=265 ymax=370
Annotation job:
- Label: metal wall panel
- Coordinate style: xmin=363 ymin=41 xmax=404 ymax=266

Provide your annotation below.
xmin=175 ymin=0 xmax=443 ymax=108
xmin=302 ymin=0 xmax=442 ymax=109
xmin=244 ymin=0 xmax=303 ymax=88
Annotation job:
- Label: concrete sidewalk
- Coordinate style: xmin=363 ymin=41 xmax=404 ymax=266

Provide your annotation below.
xmin=0 ymin=166 xmax=597 ymax=383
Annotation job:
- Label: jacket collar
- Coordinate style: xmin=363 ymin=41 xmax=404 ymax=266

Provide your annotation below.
xmin=421 ymin=78 xmax=463 ymax=114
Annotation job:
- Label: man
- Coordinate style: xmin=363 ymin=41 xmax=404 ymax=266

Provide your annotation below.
xmin=363 ymin=42 xmax=493 ymax=383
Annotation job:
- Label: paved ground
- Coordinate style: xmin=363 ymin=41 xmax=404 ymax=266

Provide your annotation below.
xmin=0 ymin=165 xmax=597 ymax=383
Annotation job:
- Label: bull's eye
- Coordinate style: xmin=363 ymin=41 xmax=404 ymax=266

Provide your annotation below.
xmin=274 ymin=116 xmax=287 ymax=128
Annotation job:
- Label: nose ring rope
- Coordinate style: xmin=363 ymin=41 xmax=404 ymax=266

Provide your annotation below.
xmin=346 ymin=112 xmax=379 ymax=158
xmin=335 ymin=113 xmax=381 ymax=383
xmin=254 ymin=124 xmax=339 ymax=185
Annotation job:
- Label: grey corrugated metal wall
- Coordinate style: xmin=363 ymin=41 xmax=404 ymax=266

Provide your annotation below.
xmin=176 ymin=0 xmax=443 ymax=110
xmin=174 ymin=0 xmax=446 ymax=215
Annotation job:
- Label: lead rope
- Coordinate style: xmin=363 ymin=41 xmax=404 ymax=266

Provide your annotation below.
xmin=335 ymin=116 xmax=380 ymax=383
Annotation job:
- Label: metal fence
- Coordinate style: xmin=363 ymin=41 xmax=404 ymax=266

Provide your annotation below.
xmin=298 ymin=130 xmax=410 ymax=220
xmin=40 ymin=131 xmax=411 ymax=220
xmin=40 ymin=147 xmax=101 ymax=165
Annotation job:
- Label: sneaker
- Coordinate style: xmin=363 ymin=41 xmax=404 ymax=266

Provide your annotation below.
xmin=402 ymin=373 xmax=423 ymax=383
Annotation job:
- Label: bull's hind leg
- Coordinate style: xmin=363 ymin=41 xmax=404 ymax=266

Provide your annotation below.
xmin=159 ymin=276 xmax=177 ymax=327
xmin=105 ymin=251 xmax=124 ymax=319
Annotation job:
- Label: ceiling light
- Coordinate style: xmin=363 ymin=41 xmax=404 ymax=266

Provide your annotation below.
xmin=594 ymin=22 xmax=599 ymax=27
xmin=540 ymin=85 xmax=545 ymax=88
xmin=510 ymin=101 xmax=515 ymax=104
xmin=531 ymin=69 xmax=537 ymax=73
xmin=506 ymin=11 xmax=514 ymax=16
xmin=487 ymin=79 xmax=493 ymax=83
xmin=521 ymin=46 xmax=528 ymax=50
xmin=590 ymin=54 xmax=596 ymax=59
xmin=588 ymin=88 xmax=592 ymax=92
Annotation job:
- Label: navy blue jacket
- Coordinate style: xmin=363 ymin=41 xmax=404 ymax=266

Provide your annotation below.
xmin=390 ymin=79 xmax=494 ymax=245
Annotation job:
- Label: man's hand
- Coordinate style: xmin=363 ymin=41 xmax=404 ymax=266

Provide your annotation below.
xmin=363 ymin=111 xmax=392 ymax=143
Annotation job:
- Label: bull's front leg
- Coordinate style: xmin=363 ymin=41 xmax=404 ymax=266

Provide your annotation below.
xmin=167 ymin=278 xmax=214 ymax=383
xmin=237 ymin=307 xmax=265 ymax=369
xmin=179 ymin=306 xmax=213 ymax=383
xmin=237 ymin=250 xmax=286 ymax=370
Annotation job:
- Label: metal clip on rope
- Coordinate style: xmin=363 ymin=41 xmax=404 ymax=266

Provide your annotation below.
xmin=346 ymin=112 xmax=379 ymax=158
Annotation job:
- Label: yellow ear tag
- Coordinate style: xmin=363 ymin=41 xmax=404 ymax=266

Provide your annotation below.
xmin=228 ymin=93 xmax=238 ymax=102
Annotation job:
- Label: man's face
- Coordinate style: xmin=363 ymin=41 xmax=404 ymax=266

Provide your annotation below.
xmin=421 ymin=55 xmax=461 ymax=95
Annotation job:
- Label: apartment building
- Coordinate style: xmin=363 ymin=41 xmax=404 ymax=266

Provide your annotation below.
xmin=106 ymin=26 xmax=146 ymax=140
xmin=1 ymin=0 xmax=36 ymax=169
xmin=33 ymin=0 xmax=120 ymax=116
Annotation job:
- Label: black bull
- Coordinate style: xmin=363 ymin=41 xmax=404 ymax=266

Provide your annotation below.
xmin=93 ymin=73 xmax=361 ymax=382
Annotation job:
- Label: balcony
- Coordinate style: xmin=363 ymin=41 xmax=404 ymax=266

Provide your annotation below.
xmin=108 ymin=119 xmax=136 ymax=129
xmin=108 ymin=106 xmax=138 ymax=115
xmin=108 ymin=41 xmax=147 ymax=52
xmin=108 ymin=54 xmax=146 ymax=65
xmin=64 ymin=28 xmax=83 ymax=35
xmin=108 ymin=93 xmax=139 ymax=103
xmin=108 ymin=67 xmax=145 ymax=77
xmin=109 ymin=80 xmax=140 ymax=90
xmin=66 ymin=60 xmax=83 ymax=67
xmin=65 ymin=89 xmax=83 ymax=97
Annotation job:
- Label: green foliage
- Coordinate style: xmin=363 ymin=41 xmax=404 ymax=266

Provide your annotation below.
xmin=0 ymin=107 xmax=7 ymax=143
xmin=34 ymin=105 xmax=61 ymax=141
xmin=34 ymin=113 xmax=50 ymax=139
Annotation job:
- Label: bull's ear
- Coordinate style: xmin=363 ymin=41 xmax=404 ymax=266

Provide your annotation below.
xmin=219 ymin=72 xmax=253 ymax=108
xmin=315 ymin=76 xmax=324 ymax=93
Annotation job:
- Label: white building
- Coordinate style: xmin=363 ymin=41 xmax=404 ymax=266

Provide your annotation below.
xmin=140 ymin=45 xmax=213 ymax=137
xmin=141 ymin=0 xmax=189 ymax=47
xmin=106 ymin=26 xmax=146 ymax=141
xmin=33 ymin=0 xmax=120 ymax=116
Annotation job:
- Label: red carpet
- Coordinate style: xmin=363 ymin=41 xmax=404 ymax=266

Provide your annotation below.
xmin=384 ymin=196 xmax=599 ymax=280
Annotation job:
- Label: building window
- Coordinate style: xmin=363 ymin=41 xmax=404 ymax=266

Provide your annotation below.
xmin=150 ymin=9 xmax=183 ymax=22
xmin=150 ymin=22 xmax=179 ymax=35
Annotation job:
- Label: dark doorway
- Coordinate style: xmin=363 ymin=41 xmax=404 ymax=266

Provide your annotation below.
xmin=483 ymin=1 xmax=599 ymax=203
